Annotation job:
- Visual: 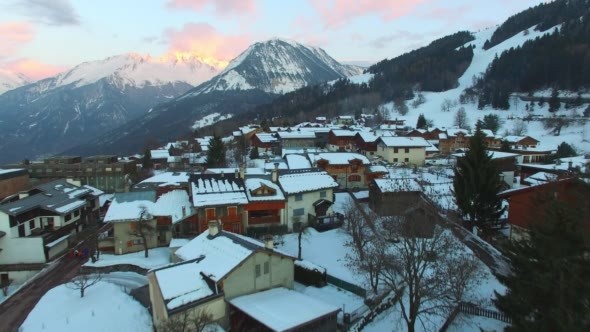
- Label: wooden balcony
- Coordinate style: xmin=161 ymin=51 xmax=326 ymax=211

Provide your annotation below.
xmin=248 ymin=214 xmax=280 ymax=225
xmin=204 ymin=215 xmax=242 ymax=224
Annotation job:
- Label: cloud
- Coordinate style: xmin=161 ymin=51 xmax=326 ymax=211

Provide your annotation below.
xmin=309 ymin=0 xmax=429 ymax=29
xmin=166 ymin=0 xmax=256 ymax=16
xmin=13 ymin=0 xmax=80 ymax=25
xmin=163 ymin=22 xmax=253 ymax=68
xmin=368 ymin=30 xmax=427 ymax=49
xmin=0 ymin=21 xmax=35 ymax=55
xmin=3 ymin=58 xmax=66 ymax=80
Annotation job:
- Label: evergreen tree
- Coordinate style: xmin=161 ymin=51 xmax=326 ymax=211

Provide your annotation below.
xmin=495 ymin=182 xmax=590 ymax=331
xmin=142 ymin=149 xmax=153 ymax=170
xmin=416 ymin=114 xmax=427 ymax=129
xmin=481 ymin=114 xmax=501 ymax=133
xmin=206 ymin=135 xmax=226 ymax=168
xmin=249 ymin=147 xmax=260 ymax=160
xmin=500 ymin=140 xmax=511 ymax=152
xmin=548 ymin=88 xmax=560 ymax=113
xmin=554 ymin=142 xmax=577 ymax=159
xmin=453 ymin=121 xmax=505 ymax=237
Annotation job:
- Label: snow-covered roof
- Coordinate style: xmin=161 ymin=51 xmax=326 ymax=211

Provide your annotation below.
xmin=244 ymin=178 xmax=285 ymax=202
xmin=169 ymin=238 xmax=191 ymax=248
xmin=446 ymin=128 xmax=470 ymax=137
xmin=278 ymin=171 xmax=338 ymax=194
xmin=285 ymin=154 xmax=312 ymax=169
xmin=191 ymin=176 xmax=247 ymax=208
xmin=377 ymin=136 xmax=430 ymax=148
xmin=253 ymin=133 xmax=279 ymax=143
xmin=105 ymin=190 xmax=191 ymax=224
xmin=356 ymin=131 xmax=378 ymax=143
xmin=150 ymin=149 xmax=170 ymax=160
xmin=503 ymin=135 xmax=539 ymax=143
xmin=523 ymin=172 xmax=558 ymax=185
xmin=229 ymin=287 xmax=339 ymax=331
xmin=330 ymin=129 xmax=356 ymax=137
xmin=368 ymin=165 xmax=388 ymax=173
xmin=282 ymin=148 xmax=326 ymax=157
xmin=277 ymin=131 xmax=316 ymax=139
xmin=152 ymin=190 xmax=192 ymax=224
xmin=453 ymin=151 xmax=520 ymax=160
xmin=139 ymin=172 xmax=190 ymax=186
xmin=519 ymin=155 xmax=589 ymax=173
xmin=373 ymin=178 xmax=422 ymax=192
xmin=0 ymin=168 xmax=25 ymax=175
xmin=82 ymin=185 xmax=104 ymax=197
xmin=309 ymin=152 xmax=370 ymax=165
xmin=154 ymin=260 xmax=215 ymax=310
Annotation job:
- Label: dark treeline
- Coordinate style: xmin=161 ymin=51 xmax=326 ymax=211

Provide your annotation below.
xmin=476 ymin=7 xmax=590 ymax=109
xmin=483 ymin=0 xmax=589 ymax=50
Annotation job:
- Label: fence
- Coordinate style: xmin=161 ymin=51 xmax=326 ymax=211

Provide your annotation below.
xmin=458 ymin=302 xmax=512 ymax=324
xmin=326 ymin=274 xmax=366 ymax=298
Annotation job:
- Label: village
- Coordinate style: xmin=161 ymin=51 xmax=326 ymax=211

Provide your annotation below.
xmin=0 ymin=113 xmax=589 ymax=332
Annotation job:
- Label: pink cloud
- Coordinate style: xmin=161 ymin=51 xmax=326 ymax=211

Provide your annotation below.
xmin=5 ymin=58 xmax=66 ymax=81
xmin=163 ymin=23 xmax=253 ymax=67
xmin=309 ymin=0 xmax=429 ymax=28
xmin=166 ymin=0 xmax=256 ymax=16
xmin=0 ymin=22 xmax=35 ymax=55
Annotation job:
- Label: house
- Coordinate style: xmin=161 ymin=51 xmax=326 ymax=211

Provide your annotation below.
xmin=453 ymin=151 xmax=523 ymax=187
xmin=148 ymin=224 xmax=337 ymax=331
xmin=438 ymin=129 xmax=470 ymax=154
xmin=335 ymin=115 xmax=354 ymax=125
xmin=0 ymin=179 xmax=100 ymax=282
xmin=354 ymin=132 xmax=379 ymax=156
xmin=308 ymin=152 xmax=371 ymax=189
xmin=243 ymin=176 xmax=286 ymax=236
xmin=0 ymin=168 xmax=29 ymax=200
xmin=250 ymin=133 xmax=280 ymax=156
xmin=150 ymin=150 xmax=171 ymax=169
xmin=189 ymin=173 xmax=248 ymax=234
xmin=369 ymin=178 xmax=423 ymax=216
xmin=133 ymin=171 xmax=191 ymax=194
xmin=518 ymin=155 xmax=590 ymax=184
xmin=277 ymin=170 xmax=338 ymax=230
xmin=100 ymin=189 xmax=193 ymax=254
xmin=277 ymin=131 xmax=317 ymax=149
xmin=499 ymin=178 xmax=590 ymax=241
xmin=503 ymin=135 xmax=540 ymax=149
xmin=327 ymin=129 xmax=357 ymax=152
xmin=375 ymin=137 xmax=430 ymax=166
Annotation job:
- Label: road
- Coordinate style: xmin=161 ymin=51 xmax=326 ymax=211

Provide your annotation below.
xmin=0 ymin=224 xmax=110 ymax=332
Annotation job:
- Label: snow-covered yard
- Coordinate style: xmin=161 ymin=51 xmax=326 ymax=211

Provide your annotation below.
xmin=20 ymin=281 xmax=152 ymax=332
xmin=84 ymin=248 xmax=171 ymax=269
xmin=294 ymin=282 xmax=367 ymax=323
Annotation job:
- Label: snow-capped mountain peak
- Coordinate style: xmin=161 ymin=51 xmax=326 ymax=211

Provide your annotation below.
xmin=189 ymin=38 xmax=363 ymax=96
xmin=0 ymin=69 xmax=32 ymax=95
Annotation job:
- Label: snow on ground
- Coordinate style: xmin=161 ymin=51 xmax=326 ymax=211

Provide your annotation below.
xmin=277 ymin=228 xmax=362 ymax=286
xmin=100 ymin=271 xmax=148 ymax=290
xmin=192 ymin=112 xmax=233 ymax=130
xmin=20 ymin=281 xmax=152 ymax=332
xmin=378 ymin=24 xmax=590 ymax=153
xmin=333 ymin=192 xmax=354 ymax=215
xmin=84 ymin=248 xmax=171 ymax=269
xmin=447 ymin=313 xmax=509 ymax=332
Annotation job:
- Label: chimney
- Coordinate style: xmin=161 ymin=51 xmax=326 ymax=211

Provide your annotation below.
xmin=271 ymin=162 xmax=279 ymax=183
xmin=220 ymin=171 xmax=224 ymax=178
xmin=263 ymin=234 xmax=274 ymax=250
xmin=568 ymin=161 xmax=573 ymax=169
xmin=235 ymin=168 xmax=239 ymax=179
xmin=208 ymin=220 xmax=219 ymax=237
xmin=239 ymin=164 xmax=245 ymax=179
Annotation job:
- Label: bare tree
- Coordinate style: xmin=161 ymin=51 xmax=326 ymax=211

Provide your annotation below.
xmin=157 ymin=309 xmax=215 ymax=332
xmin=376 ymin=217 xmax=482 ymax=332
xmin=294 ymin=217 xmax=311 ymax=260
xmin=511 ymin=120 xmax=528 ymax=136
xmin=453 ymin=107 xmax=469 ymax=129
xmin=440 ymin=99 xmax=454 ymax=112
xmin=66 ymin=272 xmax=102 ymax=298
xmin=130 ymin=205 xmax=155 ymax=258
xmin=543 ymin=117 xmax=571 ymax=136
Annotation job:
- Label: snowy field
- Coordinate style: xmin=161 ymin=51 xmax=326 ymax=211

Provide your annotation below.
xmin=20 ymin=281 xmax=152 ymax=332
xmin=84 ymin=248 xmax=171 ymax=269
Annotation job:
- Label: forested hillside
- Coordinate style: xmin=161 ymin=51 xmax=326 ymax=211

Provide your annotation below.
xmin=476 ymin=3 xmax=590 ymax=109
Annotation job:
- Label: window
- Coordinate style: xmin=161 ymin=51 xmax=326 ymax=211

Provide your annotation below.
xmin=74 ymin=210 xmax=80 ymax=217
xmin=29 ymin=219 xmax=35 ymax=229
xmin=404 ymin=158 xmax=409 ymax=162
xmin=255 ymin=264 xmax=261 ymax=277
xmin=132 ymin=239 xmax=143 ymax=245
xmin=65 ymin=214 xmax=72 ymax=222
xmin=264 ymin=261 xmax=270 ymax=274
xmin=394 ymin=148 xmax=399 ymax=153
xmin=320 ymin=191 xmax=327 ymax=198
xmin=227 ymin=206 xmax=238 ymax=217
xmin=394 ymin=158 xmax=398 ymax=162
xmin=293 ymin=208 xmax=305 ymax=216
xmin=405 ymin=148 xmax=410 ymax=153
xmin=294 ymin=193 xmax=303 ymax=201
xmin=18 ymin=224 xmax=25 ymax=237
xmin=348 ymin=174 xmax=361 ymax=182
xmin=206 ymin=208 xmax=216 ymax=219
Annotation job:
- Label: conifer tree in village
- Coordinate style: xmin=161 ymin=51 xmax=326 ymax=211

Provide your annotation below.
xmin=206 ymin=135 xmax=226 ymax=168
xmin=495 ymin=182 xmax=590 ymax=331
xmin=142 ymin=148 xmax=153 ymax=170
xmin=416 ymin=113 xmax=427 ymax=129
xmin=453 ymin=121 xmax=505 ymax=237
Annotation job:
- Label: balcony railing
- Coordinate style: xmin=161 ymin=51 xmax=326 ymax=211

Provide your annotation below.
xmin=248 ymin=215 xmax=280 ymax=225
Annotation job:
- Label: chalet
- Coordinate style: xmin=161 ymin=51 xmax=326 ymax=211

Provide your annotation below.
xmin=238 ymin=125 xmax=262 ymax=145
xmin=375 ymin=137 xmax=430 ymax=166
xmin=297 ymin=127 xmax=332 ymax=148
xmin=150 ymin=149 xmax=171 ymax=169
xmin=369 ymin=178 xmax=422 ymax=216
xmin=250 ymin=133 xmax=280 ymax=156
xmin=0 ymin=179 xmax=100 ymax=281
xmin=243 ymin=177 xmax=286 ymax=235
xmin=0 ymin=168 xmax=29 ymax=200
xmin=189 ymin=173 xmax=248 ymax=234
xmin=335 ymin=115 xmax=354 ymax=125
xmin=277 ymin=131 xmax=317 ymax=149
xmin=438 ymin=129 xmax=470 ymax=154
xmin=499 ymin=178 xmax=590 ymax=241
xmin=277 ymin=171 xmax=338 ymax=230
xmin=148 ymin=224 xmax=338 ymax=331
xmin=406 ymin=127 xmax=444 ymax=141
xmin=99 ymin=189 xmax=193 ymax=254
xmin=354 ymin=132 xmax=379 ymax=156
xmin=503 ymin=135 xmax=540 ymax=149
xmin=315 ymin=116 xmax=327 ymax=124
xmin=308 ymin=152 xmax=371 ymax=189
xmin=327 ymin=129 xmax=357 ymax=152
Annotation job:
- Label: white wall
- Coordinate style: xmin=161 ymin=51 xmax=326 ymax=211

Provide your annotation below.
xmin=0 ymin=236 xmax=46 ymax=264
xmin=375 ymin=142 xmax=426 ymax=166
xmin=284 ymin=189 xmax=334 ymax=230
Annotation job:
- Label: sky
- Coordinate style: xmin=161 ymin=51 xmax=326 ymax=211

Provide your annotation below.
xmin=0 ymin=0 xmax=546 ymax=81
